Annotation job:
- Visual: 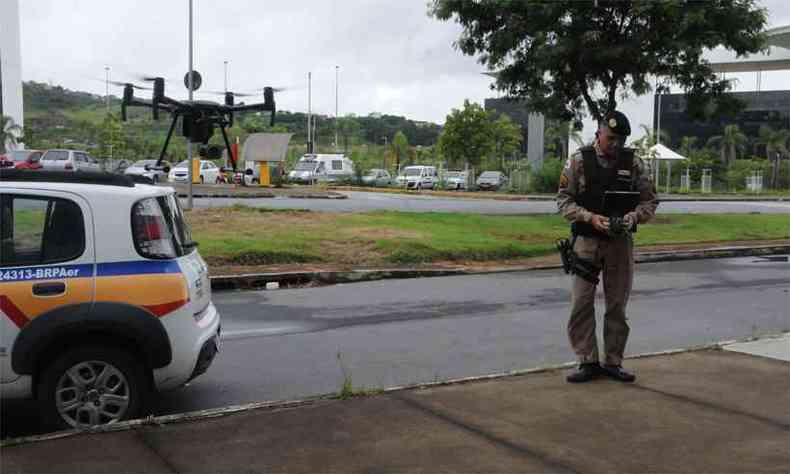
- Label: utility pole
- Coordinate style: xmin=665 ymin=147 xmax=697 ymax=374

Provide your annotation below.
xmin=335 ymin=65 xmax=339 ymax=151
xmin=105 ymin=66 xmax=112 ymax=162
xmin=187 ymin=0 xmax=194 ymax=209
xmin=382 ymin=136 xmax=388 ymax=170
xmin=224 ymin=60 xmax=228 ymax=93
xmin=307 ymin=72 xmax=312 ymax=154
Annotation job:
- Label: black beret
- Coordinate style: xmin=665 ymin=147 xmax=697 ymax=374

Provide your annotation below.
xmin=601 ymin=110 xmax=631 ymax=137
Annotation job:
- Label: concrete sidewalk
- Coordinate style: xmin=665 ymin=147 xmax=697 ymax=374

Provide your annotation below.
xmin=3 ymin=336 xmax=788 ymax=473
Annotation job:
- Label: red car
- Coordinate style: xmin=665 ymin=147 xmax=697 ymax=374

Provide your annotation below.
xmin=3 ymin=149 xmax=44 ymax=170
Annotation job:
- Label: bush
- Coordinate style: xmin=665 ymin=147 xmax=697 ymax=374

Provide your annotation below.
xmin=530 ymin=156 xmax=564 ymax=193
xmin=724 ymin=159 xmax=772 ymax=191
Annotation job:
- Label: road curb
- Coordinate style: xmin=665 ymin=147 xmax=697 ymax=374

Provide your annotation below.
xmin=209 ymin=244 xmax=790 ymax=291
xmin=173 ymin=192 xmax=348 ymax=199
xmin=5 ymin=332 xmax=786 ymax=448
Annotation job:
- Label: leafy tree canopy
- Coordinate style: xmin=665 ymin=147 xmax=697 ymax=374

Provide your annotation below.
xmin=430 ymin=0 xmax=767 ymax=123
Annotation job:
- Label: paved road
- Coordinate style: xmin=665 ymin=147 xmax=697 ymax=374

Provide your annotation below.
xmin=191 ymin=191 xmax=790 ymax=214
xmin=3 ymin=256 xmax=787 ymax=438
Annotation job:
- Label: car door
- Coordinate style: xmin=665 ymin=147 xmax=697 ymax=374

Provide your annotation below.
xmin=41 ymin=150 xmax=69 ymax=171
xmin=0 ymin=190 xmax=95 ymax=383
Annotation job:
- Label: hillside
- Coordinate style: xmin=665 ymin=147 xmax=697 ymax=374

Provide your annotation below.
xmin=20 ymin=81 xmax=442 ymax=162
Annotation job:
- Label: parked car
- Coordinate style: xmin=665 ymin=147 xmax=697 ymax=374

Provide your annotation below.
xmin=1 ymin=150 xmax=43 ymax=170
xmin=443 ymin=170 xmax=469 ymax=190
xmin=40 ymin=149 xmax=102 ymax=172
xmin=476 ymin=171 xmax=508 ymax=191
xmin=402 ymin=165 xmax=438 ymax=190
xmin=362 ymin=168 xmax=392 ymax=187
xmin=168 ymin=160 xmax=222 ymax=184
xmin=0 ymin=169 xmax=221 ymax=430
xmin=124 ymin=159 xmax=172 ymax=184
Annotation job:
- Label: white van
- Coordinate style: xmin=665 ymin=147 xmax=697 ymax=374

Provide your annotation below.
xmin=401 ymin=165 xmax=438 ymax=190
xmin=288 ymin=154 xmax=354 ymax=184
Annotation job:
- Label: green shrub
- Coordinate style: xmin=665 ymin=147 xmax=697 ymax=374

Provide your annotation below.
xmin=530 ymin=157 xmax=564 ymax=193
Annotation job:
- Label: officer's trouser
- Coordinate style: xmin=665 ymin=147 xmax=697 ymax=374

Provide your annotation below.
xmin=567 ymin=234 xmax=633 ymax=366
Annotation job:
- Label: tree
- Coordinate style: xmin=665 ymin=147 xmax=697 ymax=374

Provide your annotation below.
xmin=97 ymin=114 xmax=126 ymax=161
xmin=545 ymin=120 xmax=581 ymax=159
xmin=490 ymin=113 xmax=522 ymax=163
xmin=755 ymin=125 xmax=790 ymax=189
xmin=679 ymin=136 xmax=699 ymax=158
xmin=437 ymin=100 xmax=494 ymax=168
xmin=392 ymin=130 xmax=410 ymax=173
xmin=1 ymin=115 xmax=23 ymax=154
xmin=707 ymin=124 xmax=747 ymax=167
xmin=338 ymin=116 xmax=362 ymax=152
xmin=430 ymin=0 xmax=767 ymax=123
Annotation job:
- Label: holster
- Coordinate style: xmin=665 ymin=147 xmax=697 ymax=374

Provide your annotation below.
xmin=556 ymin=234 xmax=600 ymax=285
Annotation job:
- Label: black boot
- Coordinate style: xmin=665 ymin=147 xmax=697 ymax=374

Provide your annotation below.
xmin=601 ymin=364 xmax=636 ymax=382
xmin=566 ymin=363 xmax=601 ymax=383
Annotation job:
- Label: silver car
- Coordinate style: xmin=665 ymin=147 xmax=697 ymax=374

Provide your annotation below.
xmin=40 ymin=149 xmax=102 ymax=172
xmin=476 ymin=171 xmax=508 ymax=191
xmin=362 ymin=169 xmax=392 ymax=187
xmin=124 ymin=159 xmax=172 ymax=183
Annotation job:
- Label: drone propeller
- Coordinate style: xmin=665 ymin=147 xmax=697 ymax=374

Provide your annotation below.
xmin=203 ymin=90 xmax=258 ymax=98
xmin=89 ymin=77 xmax=151 ymax=90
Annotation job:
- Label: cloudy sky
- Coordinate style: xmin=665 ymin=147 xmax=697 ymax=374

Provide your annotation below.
xmin=17 ymin=0 xmax=790 ymax=143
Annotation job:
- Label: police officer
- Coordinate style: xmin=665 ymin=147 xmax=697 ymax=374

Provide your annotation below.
xmin=557 ymin=110 xmax=658 ymax=383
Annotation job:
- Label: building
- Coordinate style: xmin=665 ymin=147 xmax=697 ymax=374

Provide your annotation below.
xmin=0 ymin=0 xmax=24 ymax=147
xmin=484 ymin=97 xmax=549 ymax=169
xmin=654 ymin=25 xmax=790 ymax=151
xmin=654 ymin=90 xmax=790 ymax=150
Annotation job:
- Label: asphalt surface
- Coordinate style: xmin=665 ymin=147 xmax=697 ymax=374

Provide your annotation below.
xmin=191 ymin=190 xmax=790 ymax=214
xmin=3 ymin=256 xmax=787 ymax=439
xmin=3 ymin=346 xmax=789 ymax=473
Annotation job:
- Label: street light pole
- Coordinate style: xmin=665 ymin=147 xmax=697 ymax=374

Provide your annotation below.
xmin=335 ymin=65 xmax=339 ymax=151
xmin=105 ymin=66 xmax=113 ymax=162
xmin=382 ymin=136 xmax=387 ymax=170
xmin=187 ymin=0 xmax=194 ymax=209
xmin=224 ymin=60 xmax=228 ymax=93
xmin=307 ymin=72 xmax=312 ymax=154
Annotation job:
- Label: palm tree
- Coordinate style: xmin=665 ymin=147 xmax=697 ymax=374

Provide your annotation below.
xmin=1 ymin=115 xmax=23 ymax=154
xmin=679 ymin=136 xmax=698 ymax=158
xmin=755 ymin=125 xmax=790 ymax=189
xmin=638 ymin=124 xmax=671 ymax=147
xmin=707 ymin=124 xmax=747 ymax=167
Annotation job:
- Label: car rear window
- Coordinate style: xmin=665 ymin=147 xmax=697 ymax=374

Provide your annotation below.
xmin=131 ymin=194 xmax=194 ymax=260
xmin=44 ymin=150 xmax=69 ymax=161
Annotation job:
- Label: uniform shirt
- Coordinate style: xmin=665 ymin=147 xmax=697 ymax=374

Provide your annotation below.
xmin=557 ymin=142 xmax=659 ymax=225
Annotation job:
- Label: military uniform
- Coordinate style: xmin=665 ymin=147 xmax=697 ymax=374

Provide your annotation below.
xmin=557 ymin=140 xmax=658 ymax=368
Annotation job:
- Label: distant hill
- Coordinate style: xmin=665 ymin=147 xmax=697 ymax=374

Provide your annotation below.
xmin=20 ymin=81 xmax=442 ymax=159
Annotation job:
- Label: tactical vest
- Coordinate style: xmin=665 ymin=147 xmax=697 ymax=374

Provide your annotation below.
xmin=572 ymin=146 xmax=636 ymax=238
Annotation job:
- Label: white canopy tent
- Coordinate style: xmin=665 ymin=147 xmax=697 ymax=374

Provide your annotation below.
xmin=644 ymin=143 xmax=687 ymax=193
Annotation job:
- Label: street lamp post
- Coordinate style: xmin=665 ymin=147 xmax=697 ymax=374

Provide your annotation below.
xmin=335 ymin=65 xmax=339 ymax=151
xmin=105 ymin=66 xmax=113 ymax=162
xmin=382 ymin=136 xmax=388 ymax=170
xmin=224 ymin=60 xmax=228 ymax=93
xmin=186 ymin=0 xmax=195 ymax=209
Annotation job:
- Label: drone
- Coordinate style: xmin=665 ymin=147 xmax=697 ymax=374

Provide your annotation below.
xmin=119 ymin=76 xmax=277 ymax=172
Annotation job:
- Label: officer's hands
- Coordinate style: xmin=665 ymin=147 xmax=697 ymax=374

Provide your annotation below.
xmin=591 ymin=214 xmax=609 ymax=233
xmin=623 ymin=212 xmax=637 ymax=230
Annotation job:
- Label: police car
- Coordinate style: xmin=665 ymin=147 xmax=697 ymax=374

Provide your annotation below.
xmin=0 ymin=170 xmax=221 ymax=430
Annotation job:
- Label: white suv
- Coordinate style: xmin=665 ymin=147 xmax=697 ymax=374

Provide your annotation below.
xmin=40 ymin=149 xmax=102 ymax=172
xmin=0 ymin=169 xmax=221 ymax=430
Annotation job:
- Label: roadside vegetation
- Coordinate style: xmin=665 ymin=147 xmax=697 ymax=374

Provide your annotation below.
xmin=189 ymin=206 xmax=789 ymax=270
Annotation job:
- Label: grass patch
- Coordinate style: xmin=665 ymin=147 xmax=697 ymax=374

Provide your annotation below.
xmin=187 ymin=210 xmax=790 ymax=268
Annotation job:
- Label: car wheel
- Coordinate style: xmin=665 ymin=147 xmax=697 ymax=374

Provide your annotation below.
xmin=37 ymin=345 xmax=149 ymax=431
xmin=199 ymin=176 xmax=204 ymax=184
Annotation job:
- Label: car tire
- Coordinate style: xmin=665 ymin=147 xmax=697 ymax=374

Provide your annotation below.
xmin=199 ymin=176 xmax=204 ymax=184
xmin=37 ymin=345 xmax=150 ymax=431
